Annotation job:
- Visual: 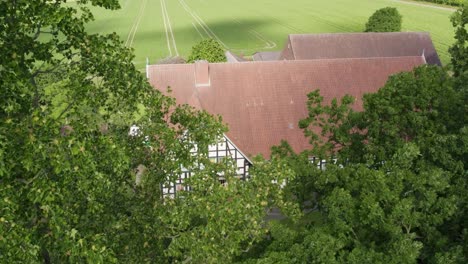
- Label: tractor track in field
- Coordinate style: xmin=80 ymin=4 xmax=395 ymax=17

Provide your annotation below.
xmin=177 ymin=0 xmax=229 ymax=49
xmin=122 ymin=0 xmax=130 ymax=10
xmin=249 ymin=30 xmax=276 ymax=49
xmin=160 ymin=0 xmax=172 ymax=55
xmin=191 ymin=22 xmax=205 ymax=38
xmin=232 ymin=18 xmax=276 ymax=49
xmin=125 ymin=0 xmax=147 ymax=47
xmin=160 ymin=0 xmax=179 ymax=56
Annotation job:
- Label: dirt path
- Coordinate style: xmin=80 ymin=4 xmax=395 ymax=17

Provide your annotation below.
xmin=177 ymin=0 xmax=229 ymax=49
xmin=232 ymin=18 xmax=276 ymax=49
xmin=191 ymin=22 xmax=206 ymax=39
xmin=160 ymin=0 xmax=172 ymax=55
xmin=390 ymin=0 xmax=456 ymax=12
xmin=160 ymin=0 xmax=179 ymax=56
xmin=125 ymin=0 xmax=147 ymax=47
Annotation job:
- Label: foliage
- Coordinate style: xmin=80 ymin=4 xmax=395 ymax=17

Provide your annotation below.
xmin=187 ymin=39 xmax=227 ymax=63
xmin=161 ymin=157 xmax=300 ymax=262
xmin=240 ymin=17 xmax=467 ymax=260
xmin=355 ymin=66 xmax=463 ymax=166
xmin=244 ymin=7 xmax=467 ymax=261
xmin=242 ymin=142 xmax=464 ymax=263
xmin=270 ymin=141 xmax=319 ymax=210
xmin=414 ymin=0 xmax=465 ymax=6
xmin=365 ymin=7 xmax=402 ymax=32
xmin=0 ymin=1 xmax=297 ymax=262
xmin=449 ymin=2 xmax=468 ymax=77
xmin=298 ymin=91 xmax=356 ymax=158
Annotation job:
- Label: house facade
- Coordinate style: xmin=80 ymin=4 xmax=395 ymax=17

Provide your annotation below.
xmin=162 ymin=134 xmax=252 ymax=198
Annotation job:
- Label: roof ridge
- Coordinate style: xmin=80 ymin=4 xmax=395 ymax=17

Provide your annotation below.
xmin=207 ymin=55 xmax=426 ymax=66
xmin=148 ymin=56 xmax=426 ymax=68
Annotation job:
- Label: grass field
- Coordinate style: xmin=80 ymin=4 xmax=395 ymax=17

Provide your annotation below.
xmin=83 ymin=0 xmax=456 ymax=70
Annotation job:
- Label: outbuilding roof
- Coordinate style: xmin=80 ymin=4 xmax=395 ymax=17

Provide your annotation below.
xmin=225 ymin=51 xmax=247 ymax=63
xmin=252 ymin=51 xmax=282 ymax=61
xmin=278 ymin=32 xmax=441 ymax=65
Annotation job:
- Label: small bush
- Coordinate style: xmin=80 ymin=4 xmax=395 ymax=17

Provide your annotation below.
xmin=365 ymin=7 xmax=402 ymax=32
xmin=187 ymin=39 xmax=226 ymax=63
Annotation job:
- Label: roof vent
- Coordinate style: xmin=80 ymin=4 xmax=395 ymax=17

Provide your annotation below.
xmin=195 ymin=60 xmax=210 ymax=87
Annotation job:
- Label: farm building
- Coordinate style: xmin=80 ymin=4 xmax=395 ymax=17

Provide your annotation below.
xmin=254 ymin=32 xmax=441 ymax=65
xmin=234 ymin=32 xmax=441 ymax=64
xmin=252 ymin=51 xmax=281 ymax=61
xmin=149 ymin=32 xmax=439 ymax=196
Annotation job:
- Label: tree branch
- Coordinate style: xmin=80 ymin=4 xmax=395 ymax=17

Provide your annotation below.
xmin=56 ymin=97 xmax=78 ymax=121
xmin=32 ymin=53 xmax=79 ymax=78
xmin=32 ymin=22 xmax=43 ymax=40
xmin=30 ymin=75 xmax=40 ymax=108
xmin=182 ymin=256 xmax=192 ymax=264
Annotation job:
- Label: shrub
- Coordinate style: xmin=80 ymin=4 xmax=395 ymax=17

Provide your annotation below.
xmin=365 ymin=7 xmax=402 ymax=32
xmin=187 ymin=39 xmax=226 ymax=63
xmin=415 ymin=0 xmax=464 ymax=6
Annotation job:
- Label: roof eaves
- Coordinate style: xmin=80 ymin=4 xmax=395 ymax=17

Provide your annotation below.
xmin=223 ymin=134 xmax=254 ymax=165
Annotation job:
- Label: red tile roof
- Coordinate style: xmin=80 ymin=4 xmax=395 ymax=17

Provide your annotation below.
xmin=279 ymin=32 xmax=441 ymax=65
xmin=148 ymin=57 xmax=425 ymax=158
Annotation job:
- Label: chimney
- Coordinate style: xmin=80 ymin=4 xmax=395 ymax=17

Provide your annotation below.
xmin=195 ymin=60 xmax=210 ymax=87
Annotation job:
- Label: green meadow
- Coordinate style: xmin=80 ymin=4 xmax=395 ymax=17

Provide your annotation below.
xmin=83 ymin=0 xmax=456 ymax=70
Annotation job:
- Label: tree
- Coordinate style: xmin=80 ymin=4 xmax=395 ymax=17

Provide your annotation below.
xmin=412 ymin=0 xmax=466 ymax=7
xmin=365 ymin=7 xmax=402 ymax=32
xmin=271 ymin=141 xmax=317 ymax=210
xmin=187 ymin=38 xmax=227 ymax=63
xmin=240 ymin=64 xmax=467 ymax=263
xmin=0 ymin=1 xmax=297 ymax=262
xmin=240 ymin=145 xmax=458 ymax=263
xmin=449 ymin=2 xmax=468 ymax=77
xmin=298 ymin=90 xmax=356 ymax=159
xmin=241 ymin=2 xmax=468 ymax=257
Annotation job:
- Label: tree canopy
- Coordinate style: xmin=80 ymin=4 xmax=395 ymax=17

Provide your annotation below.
xmin=449 ymin=4 xmax=468 ymax=77
xmin=365 ymin=7 xmax=402 ymax=32
xmin=1 ymin=0 xmax=467 ymax=263
xmin=413 ymin=0 xmax=465 ymax=6
xmin=239 ymin=4 xmax=467 ymax=263
xmin=187 ymin=38 xmax=227 ymax=63
xmin=0 ymin=1 xmax=296 ymax=262
xmin=240 ymin=66 xmax=467 ymax=264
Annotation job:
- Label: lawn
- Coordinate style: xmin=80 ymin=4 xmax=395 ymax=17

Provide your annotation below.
xmin=83 ymin=0 xmax=456 ymax=70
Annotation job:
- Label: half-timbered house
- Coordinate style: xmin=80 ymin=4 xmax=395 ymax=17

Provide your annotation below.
xmin=162 ymin=135 xmax=252 ymax=198
xmin=149 ymin=32 xmax=441 ymax=196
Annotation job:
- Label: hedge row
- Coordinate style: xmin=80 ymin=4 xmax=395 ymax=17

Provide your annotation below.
xmin=414 ymin=0 xmax=464 ymax=6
